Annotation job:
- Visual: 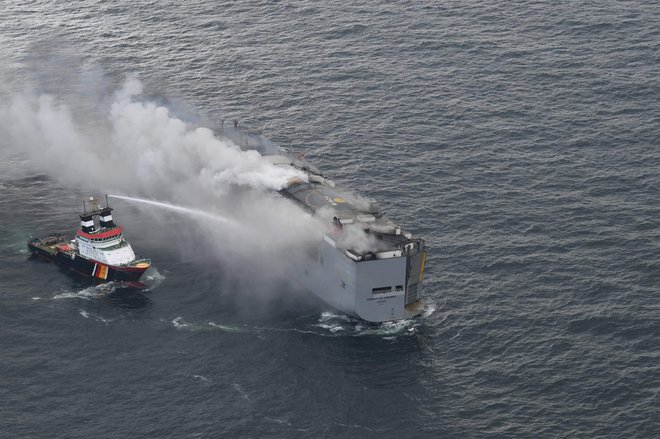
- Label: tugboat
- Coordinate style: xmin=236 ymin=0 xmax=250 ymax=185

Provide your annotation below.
xmin=28 ymin=196 xmax=151 ymax=282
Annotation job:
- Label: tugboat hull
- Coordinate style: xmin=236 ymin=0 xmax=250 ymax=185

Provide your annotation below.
xmin=28 ymin=239 xmax=149 ymax=282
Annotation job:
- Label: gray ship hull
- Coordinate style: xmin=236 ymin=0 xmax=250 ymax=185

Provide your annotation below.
xmin=299 ymin=235 xmax=427 ymax=322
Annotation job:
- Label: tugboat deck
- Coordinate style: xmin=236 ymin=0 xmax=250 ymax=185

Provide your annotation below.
xmin=30 ymin=235 xmax=69 ymax=255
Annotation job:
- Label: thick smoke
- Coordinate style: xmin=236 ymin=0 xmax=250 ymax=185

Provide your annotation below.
xmin=1 ymin=77 xmax=306 ymax=194
xmin=0 ymin=75 xmax=327 ymax=292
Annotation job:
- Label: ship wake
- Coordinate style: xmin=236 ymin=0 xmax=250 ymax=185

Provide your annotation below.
xmin=52 ymin=282 xmax=118 ymax=300
xmin=315 ymin=312 xmax=420 ymax=337
xmin=168 ymin=312 xmax=422 ymax=339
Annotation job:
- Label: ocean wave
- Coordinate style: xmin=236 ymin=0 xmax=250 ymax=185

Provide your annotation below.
xmin=172 ymin=316 xmax=191 ymax=329
xmin=78 ymin=309 xmax=113 ymax=325
xmin=207 ymin=321 xmax=244 ymax=332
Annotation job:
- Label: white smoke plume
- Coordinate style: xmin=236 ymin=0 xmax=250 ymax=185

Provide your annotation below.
xmin=1 ymin=77 xmax=306 ymax=195
xmin=314 ymin=206 xmax=387 ymax=254
xmin=0 ymin=75 xmax=327 ymax=292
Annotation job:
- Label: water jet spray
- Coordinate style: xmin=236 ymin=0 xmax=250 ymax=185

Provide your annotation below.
xmin=108 ymin=194 xmax=234 ymax=225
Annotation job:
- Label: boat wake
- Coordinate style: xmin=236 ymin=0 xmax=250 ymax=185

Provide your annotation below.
xmin=40 ymin=280 xmax=153 ymax=310
xmin=315 ymin=312 xmax=419 ymax=337
xmin=171 ymin=316 xmax=246 ymax=333
xmin=169 ymin=312 xmax=423 ymax=339
xmin=78 ymin=309 xmax=115 ymax=325
xmin=141 ymin=267 xmax=166 ymax=290
xmin=52 ymin=283 xmax=118 ymax=300
xmin=172 ymin=316 xmax=192 ymax=329
xmin=422 ymin=302 xmax=437 ymax=318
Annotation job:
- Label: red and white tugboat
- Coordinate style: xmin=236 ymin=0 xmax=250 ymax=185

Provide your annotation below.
xmin=28 ymin=196 xmax=151 ymax=282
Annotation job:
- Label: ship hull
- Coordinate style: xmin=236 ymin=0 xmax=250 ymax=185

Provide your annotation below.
xmin=299 ymin=237 xmax=426 ymax=323
xmin=28 ymin=242 xmax=148 ymax=282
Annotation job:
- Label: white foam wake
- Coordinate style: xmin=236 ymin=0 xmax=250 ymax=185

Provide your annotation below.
xmin=53 ymin=283 xmax=117 ymax=300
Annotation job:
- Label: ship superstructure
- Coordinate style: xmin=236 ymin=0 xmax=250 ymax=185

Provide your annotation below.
xmin=225 ymin=125 xmax=427 ymax=322
xmin=28 ymin=196 xmax=151 ymax=282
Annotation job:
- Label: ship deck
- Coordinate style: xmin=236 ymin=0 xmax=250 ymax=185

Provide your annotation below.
xmin=227 ymin=128 xmax=422 ymax=256
xmin=281 ymin=181 xmax=415 ymax=253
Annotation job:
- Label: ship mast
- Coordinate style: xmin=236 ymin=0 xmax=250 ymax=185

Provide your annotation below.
xmin=80 ymin=195 xmax=116 ymax=233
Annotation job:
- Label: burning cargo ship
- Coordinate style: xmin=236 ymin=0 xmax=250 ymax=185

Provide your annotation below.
xmin=226 ymin=125 xmax=428 ymax=322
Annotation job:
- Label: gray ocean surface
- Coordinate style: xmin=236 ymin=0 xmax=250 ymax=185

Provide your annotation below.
xmin=1 ymin=1 xmax=659 ymax=437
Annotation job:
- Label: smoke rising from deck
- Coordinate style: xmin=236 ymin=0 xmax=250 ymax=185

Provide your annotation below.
xmin=0 ymin=73 xmax=325 ymax=294
xmin=1 ymin=77 xmax=307 ymax=193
